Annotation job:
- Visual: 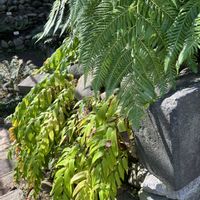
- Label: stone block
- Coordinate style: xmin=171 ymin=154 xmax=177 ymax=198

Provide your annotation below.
xmin=75 ymin=74 xmax=94 ymax=100
xmin=1 ymin=40 xmax=8 ymax=49
xmin=68 ymin=64 xmax=84 ymax=79
xmin=140 ymin=173 xmax=200 ymax=200
xmin=0 ymin=129 xmax=10 ymax=152
xmin=18 ymin=73 xmax=48 ymax=94
xmin=135 ymin=78 xmax=200 ymax=191
xmin=0 ymin=160 xmax=13 ymax=177
xmin=0 ymin=150 xmax=8 ymax=160
xmin=0 ymin=189 xmax=24 ymax=200
xmin=13 ymin=38 xmax=23 ymax=47
xmin=0 ymin=172 xmax=15 ymax=195
xmin=139 ymin=190 xmax=170 ymax=200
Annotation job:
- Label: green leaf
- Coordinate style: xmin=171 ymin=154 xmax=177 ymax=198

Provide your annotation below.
xmin=70 ymin=171 xmax=87 ymax=184
xmin=106 ymin=127 xmax=118 ymax=157
xmin=122 ymin=156 xmax=128 ymax=173
xmin=72 ymin=180 xmax=87 ymax=197
xmin=92 ymin=151 xmax=104 ymax=165
xmin=118 ymin=162 xmax=125 ymax=180
xmin=117 ymin=119 xmax=126 ymax=132
xmin=49 ymin=130 xmax=54 ymax=142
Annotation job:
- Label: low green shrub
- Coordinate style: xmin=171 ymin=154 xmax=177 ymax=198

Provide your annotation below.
xmin=9 ymin=70 xmax=133 ymax=199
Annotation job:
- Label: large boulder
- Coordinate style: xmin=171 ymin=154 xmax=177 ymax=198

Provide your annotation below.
xmin=135 ymin=74 xmax=200 ymax=199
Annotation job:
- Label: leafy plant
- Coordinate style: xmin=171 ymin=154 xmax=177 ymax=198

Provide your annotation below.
xmin=61 ymin=0 xmax=200 ymax=126
xmin=10 ymin=65 xmax=133 ymax=199
xmin=13 ymin=0 xmax=200 ymax=198
xmin=37 ymin=36 xmax=79 ymax=74
xmin=0 ymin=56 xmax=36 ymax=95
xmin=10 ymin=72 xmax=75 ymax=195
xmin=51 ymin=97 xmax=131 ymax=200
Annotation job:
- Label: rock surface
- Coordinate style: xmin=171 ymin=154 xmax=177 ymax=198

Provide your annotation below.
xmin=135 ymin=79 xmax=200 ymax=191
xmin=68 ymin=64 xmax=84 ymax=79
xmin=75 ymin=74 xmax=94 ymax=100
xmin=139 ymin=190 xmax=170 ymax=200
xmin=0 ymin=0 xmax=53 ymax=52
xmin=0 ymin=128 xmax=24 ymax=200
xmin=140 ymin=173 xmax=200 ymax=200
xmin=18 ymin=73 xmax=48 ymax=94
xmin=0 ymin=189 xmax=24 ymax=200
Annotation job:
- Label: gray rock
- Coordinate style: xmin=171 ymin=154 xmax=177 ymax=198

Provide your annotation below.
xmin=0 ymin=150 xmax=8 ymax=160
xmin=100 ymin=92 xmax=106 ymax=100
xmin=19 ymin=0 xmax=25 ymax=4
xmin=8 ymin=6 xmax=18 ymax=12
xmin=68 ymin=64 xmax=84 ymax=79
xmin=139 ymin=190 xmax=170 ymax=200
xmin=0 ymin=172 xmax=15 ymax=195
xmin=25 ymin=35 xmax=32 ymax=40
xmin=0 ymin=160 xmax=13 ymax=177
xmin=18 ymin=73 xmax=48 ymax=94
xmin=1 ymin=40 xmax=8 ymax=49
xmin=32 ymin=0 xmax=42 ymax=7
xmin=141 ymin=174 xmax=175 ymax=199
xmin=5 ymin=16 xmax=14 ymax=25
xmin=135 ymin=77 xmax=200 ymax=191
xmin=12 ymin=0 xmax=18 ymax=4
xmin=0 ymin=129 xmax=10 ymax=151
xmin=7 ymin=0 xmax=12 ymax=5
xmin=8 ymin=41 xmax=14 ymax=48
xmin=16 ymin=44 xmax=25 ymax=50
xmin=140 ymin=174 xmax=200 ymax=200
xmin=0 ymin=5 xmax=6 ymax=11
xmin=75 ymin=74 xmax=94 ymax=100
xmin=13 ymin=38 xmax=23 ymax=47
xmin=0 ymin=0 xmax=6 ymax=5
xmin=18 ymin=4 xmax=24 ymax=10
xmin=0 ymin=189 xmax=24 ymax=200
xmin=27 ymin=13 xmax=37 ymax=17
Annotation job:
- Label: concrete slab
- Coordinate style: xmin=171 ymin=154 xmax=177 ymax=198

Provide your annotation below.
xmin=18 ymin=73 xmax=48 ymax=94
xmin=0 ymin=160 xmax=13 ymax=177
xmin=0 ymin=189 xmax=24 ymax=200
xmin=0 ymin=129 xmax=9 ymax=153
xmin=0 ymin=172 xmax=14 ymax=195
xmin=0 ymin=150 xmax=8 ymax=161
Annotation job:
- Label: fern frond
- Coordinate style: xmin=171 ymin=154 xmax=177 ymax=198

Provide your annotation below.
xmin=68 ymin=0 xmax=178 ymax=124
xmin=176 ymin=13 xmax=200 ymax=71
xmin=38 ymin=0 xmax=69 ymax=40
xmin=165 ymin=1 xmax=200 ymax=72
xmin=58 ymin=0 xmax=200 ymax=125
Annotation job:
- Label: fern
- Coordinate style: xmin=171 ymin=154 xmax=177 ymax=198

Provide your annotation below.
xmin=165 ymin=0 xmax=200 ymax=72
xmin=64 ymin=0 xmax=200 ymax=125
xmin=38 ymin=0 xmax=70 ymax=40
